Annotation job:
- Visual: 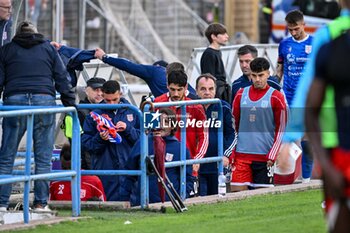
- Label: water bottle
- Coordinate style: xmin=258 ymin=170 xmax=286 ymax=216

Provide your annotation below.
xmin=218 ymin=173 xmax=226 ymax=197
xmin=224 ymin=166 xmax=232 ymax=184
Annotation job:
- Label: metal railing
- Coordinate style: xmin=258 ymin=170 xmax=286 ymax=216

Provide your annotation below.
xmin=0 ymin=98 xmax=224 ymax=219
xmin=142 ymin=98 xmax=224 ymax=199
xmin=0 ymin=106 xmax=81 ymax=224
xmin=79 ymin=98 xmax=224 ymax=207
xmin=188 ymin=44 xmax=279 ymax=88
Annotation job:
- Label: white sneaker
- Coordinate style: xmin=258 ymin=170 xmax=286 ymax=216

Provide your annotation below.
xmin=33 ymin=204 xmax=52 ymax=212
xmin=302 ymin=178 xmax=311 ymax=184
xmin=0 ymin=207 xmax=7 ymax=212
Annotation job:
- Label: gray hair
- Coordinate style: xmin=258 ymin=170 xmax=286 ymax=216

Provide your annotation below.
xmin=16 ymin=21 xmax=38 ymax=35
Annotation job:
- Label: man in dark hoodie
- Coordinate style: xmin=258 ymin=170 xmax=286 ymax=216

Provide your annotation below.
xmin=0 ymin=21 xmax=75 ymax=212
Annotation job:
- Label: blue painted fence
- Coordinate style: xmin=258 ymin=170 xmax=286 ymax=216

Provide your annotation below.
xmin=0 ymin=98 xmax=224 ymax=224
xmin=0 ymin=106 xmax=81 ymax=224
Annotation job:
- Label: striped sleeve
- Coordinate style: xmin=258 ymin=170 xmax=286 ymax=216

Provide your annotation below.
xmin=193 ymin=105 xmax=209 ymax=160
xmin=222 ymin=103 xmax=237 ymax=157
xmin=267 ymin=91 xmax=288 ymax=162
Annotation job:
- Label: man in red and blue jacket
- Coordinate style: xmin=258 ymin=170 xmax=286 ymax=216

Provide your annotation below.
xmin=154 ymin=70 xmax=208 ymax=177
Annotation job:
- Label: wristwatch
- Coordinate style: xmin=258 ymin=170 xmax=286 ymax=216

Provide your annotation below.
xmin=102 ymin=54 xmax=109 ymax=61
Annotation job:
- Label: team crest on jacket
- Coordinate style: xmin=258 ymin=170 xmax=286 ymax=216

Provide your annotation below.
xmin=126 ymin=114 xmax=134 ymax=122
xmin=165 ymin=153 xmax=174 ymax=162
xmin=2 ymin=31 xmax=7 ymax=40
xmin=305 ymin=45 xmax=312 ymax=54
xmin=211 ymin=111 xmax=218 ymax=119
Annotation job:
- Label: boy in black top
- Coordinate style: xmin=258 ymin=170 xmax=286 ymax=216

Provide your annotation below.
xmin=200 ymin=23 xmax=231 ymax=103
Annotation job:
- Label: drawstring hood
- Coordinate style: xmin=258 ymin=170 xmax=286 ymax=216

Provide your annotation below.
xmin=12 ymin=33 xmax=45 ymax=49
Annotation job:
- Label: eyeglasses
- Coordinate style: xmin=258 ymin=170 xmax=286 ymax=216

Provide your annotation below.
xmin=0 ymin=5 xmax=12 ymax=12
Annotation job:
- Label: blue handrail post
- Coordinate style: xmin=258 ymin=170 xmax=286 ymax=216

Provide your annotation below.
xmin=70 ymin=109 xmax=81 ymax=216
xmin=23 ymin=114 xmax=34 ymax=224
xmin=180 ymin=105 xmax=187 ymax=200
xmin=140 ymin=104 xmax=149 ymax=208
xmin=217 ymin=101 xmax=224 ymax=175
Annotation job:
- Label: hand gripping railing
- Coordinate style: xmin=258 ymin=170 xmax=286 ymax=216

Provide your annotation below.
xmin=0 ymin=106 xmax=81 ymax=224
xmin=77 ymin=104 xmax=149 ymax=208
xmin=142 ymin=98 xmax=224 ymax=200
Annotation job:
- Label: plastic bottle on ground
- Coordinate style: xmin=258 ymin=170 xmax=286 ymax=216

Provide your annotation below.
xmin=218 ymin=173 xmax=226 ymax=197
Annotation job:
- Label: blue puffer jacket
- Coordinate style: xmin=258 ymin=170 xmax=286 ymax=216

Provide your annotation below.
xmin=120 ymin=134 xmax=194 ymax=206
xmin=199 ymin=100 xmax=236 ymax=174
xmin=81 ymin=98 xmax=140 ymax=201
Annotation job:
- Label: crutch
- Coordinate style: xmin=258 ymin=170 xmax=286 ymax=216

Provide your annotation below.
xmin=164 ymin=173 xmax=187 ymax=211
xmin=146 ymin=156 xmax=187 ymax=212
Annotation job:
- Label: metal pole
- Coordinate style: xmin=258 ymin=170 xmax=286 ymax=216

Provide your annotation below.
xmin=71 ymin=110 xmax=81 ymax=216
xmin=140 ymin=104 xmax=149 ymax=208
xmin=54 ymin=0 xmax=62 ymax=42
xmin=23 ymin=115 xmax=34 ymax=224
xmin=174 ymin=0 xmax=179 ymax=57
xmin=180 ymin=105 xmax=187 ymax=200
xmin=217 ymin=101 xmax=224 ymax=175
xmin=78 ymin=0 xmax=86 ymax=48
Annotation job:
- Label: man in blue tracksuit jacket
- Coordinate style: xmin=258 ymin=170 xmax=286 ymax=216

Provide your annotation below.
xmin=120 ymin=108 xmax=194 ymax=206
xmin=231 ymin=45 xmax=281 ymax=101
xmin=49 ymin=43 xmax=96 ymax=87
xmin=82 ymin=80 xmax=140 ymax=201
xmin=196 ymin=74 xmax=237 ymax=196
xmin=94 ymin=47 xmax=197 ymax=99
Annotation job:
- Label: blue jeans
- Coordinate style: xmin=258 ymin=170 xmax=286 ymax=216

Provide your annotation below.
xmin=0 ymin=94 xmax=56 ymax=207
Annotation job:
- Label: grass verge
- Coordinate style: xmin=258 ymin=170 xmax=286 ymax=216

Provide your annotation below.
xmin=7 ymin=189 xmax=326 ymax=233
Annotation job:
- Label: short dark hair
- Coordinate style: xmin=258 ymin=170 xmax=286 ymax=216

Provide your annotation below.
xmin=250 ymin=57 xmax=270 ymax=73
xmin=167 ymin=70 xmax=188 ymax=87
xmin=166 ymin=62 xmax=185 ymax=76
xmin=204 ymin=23 xmax=227 ymax=43
xmin=159 ymin=108 xmax=177 ymax=136
xmin=60 ymin=143 xmax=71 ymax=170
xmin=102 ymin=80 xmax=121 ymax=94
xmin=285 ymin=10 xmax=304 ymax=25
xmin=237 ymin=45 xmax=258 ymax=58
xmin=195 ymin=73 xmax=217 ymax=90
